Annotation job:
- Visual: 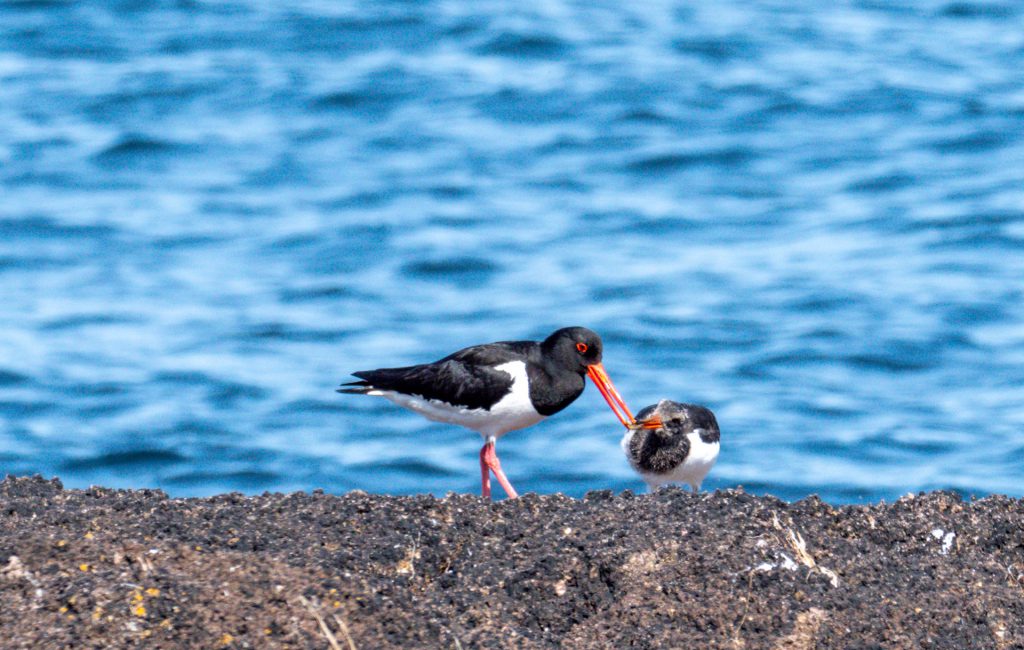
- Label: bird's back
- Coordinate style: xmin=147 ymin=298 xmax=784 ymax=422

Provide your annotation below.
xmin=340 ymin=340 xmax=537 ymax=410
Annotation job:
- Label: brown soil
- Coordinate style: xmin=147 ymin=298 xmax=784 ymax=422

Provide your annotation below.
xmin=1 ymin=475 xmax=1023 ymax=649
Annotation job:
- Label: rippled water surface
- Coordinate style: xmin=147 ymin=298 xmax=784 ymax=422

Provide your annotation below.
xmin=2 ymin=1 xmax=1023 ymax=502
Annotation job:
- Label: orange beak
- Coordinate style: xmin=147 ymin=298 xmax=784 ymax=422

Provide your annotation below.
xmin=639 ymin=416 xmax=664 ymax=429
xmin=586 ymin=362 xmax=634 ymax=428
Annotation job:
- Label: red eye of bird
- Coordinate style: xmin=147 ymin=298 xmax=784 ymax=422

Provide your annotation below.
xmin=576 ymin=342 xmax=588 ymax=354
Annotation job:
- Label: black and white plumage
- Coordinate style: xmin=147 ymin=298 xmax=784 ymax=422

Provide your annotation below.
xmin=622 ymin=399 xmax=720 ymax=492
xmin=338 ymin=326 xmax=633 ymax=499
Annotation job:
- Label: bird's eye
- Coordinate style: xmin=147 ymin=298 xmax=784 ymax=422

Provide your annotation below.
xmin=576 ymin=342 xmax=588 ymax=354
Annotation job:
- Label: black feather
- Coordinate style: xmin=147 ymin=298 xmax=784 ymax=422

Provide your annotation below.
xmin=340 ymin=343 xmax=531 ymax=410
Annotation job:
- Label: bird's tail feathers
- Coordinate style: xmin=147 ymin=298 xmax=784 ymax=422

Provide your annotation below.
xmin=336 ymin=381 xmax=374 ymax=395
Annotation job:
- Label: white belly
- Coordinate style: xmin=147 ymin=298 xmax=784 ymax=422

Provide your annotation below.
xmin=371 ymin=361 xmax=545 ymax=439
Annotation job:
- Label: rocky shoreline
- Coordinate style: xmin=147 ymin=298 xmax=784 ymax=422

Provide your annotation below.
xmin=1 ymin=475 xmax=1022 ymax=648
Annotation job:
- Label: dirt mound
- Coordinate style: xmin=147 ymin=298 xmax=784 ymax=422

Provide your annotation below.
xmin=1 ymin=475 xmax=1022 ymax=648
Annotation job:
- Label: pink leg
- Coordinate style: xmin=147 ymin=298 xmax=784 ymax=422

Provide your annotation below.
xmin=479 ymin=445 xmax=492 ymax=499
xmin=480 ymin=441 xmax=519 ymax=500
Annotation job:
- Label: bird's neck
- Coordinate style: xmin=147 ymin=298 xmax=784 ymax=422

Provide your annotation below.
xmin=525 ymin=359 xmax=586 ymax=416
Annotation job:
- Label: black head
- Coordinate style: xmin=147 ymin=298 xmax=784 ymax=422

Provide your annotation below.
xmin=632 ymin=400 xmax=720 ymax=443
xmin=541 ymin=326 xmax=603 ymax=374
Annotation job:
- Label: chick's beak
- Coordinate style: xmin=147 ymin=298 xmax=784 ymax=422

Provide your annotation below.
xmin=586 ymin=362 xmax=634 ymax=428
xmin=639 ymin=415 xmax=664 ymax=429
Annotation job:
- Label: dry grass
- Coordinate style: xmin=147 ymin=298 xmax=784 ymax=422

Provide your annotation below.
xmin=773 ymin=513 xmax=840 ymax=588
xmin=299 ymin=595 xmax=357 ymax=650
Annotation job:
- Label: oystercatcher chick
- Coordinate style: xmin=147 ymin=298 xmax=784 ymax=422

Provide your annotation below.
xmin=621 ymin=399 xmax=720 ymax=492
xmin=338 ymin=326 xmax=633 ymax=500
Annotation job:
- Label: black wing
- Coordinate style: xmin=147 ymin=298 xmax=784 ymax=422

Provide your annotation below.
xmin=338 ymin=341 xmax=535 ymax=410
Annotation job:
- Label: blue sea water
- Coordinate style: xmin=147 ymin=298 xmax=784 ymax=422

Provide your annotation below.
xmin=1 ymin=1 xmax=1023 ymax=503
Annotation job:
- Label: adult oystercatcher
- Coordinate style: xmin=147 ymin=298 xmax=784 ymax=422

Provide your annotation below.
xmin=337 ymin=326 xmax=633 ymax=499
xmin=621 ymin=399 xmax=720 ymax=492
